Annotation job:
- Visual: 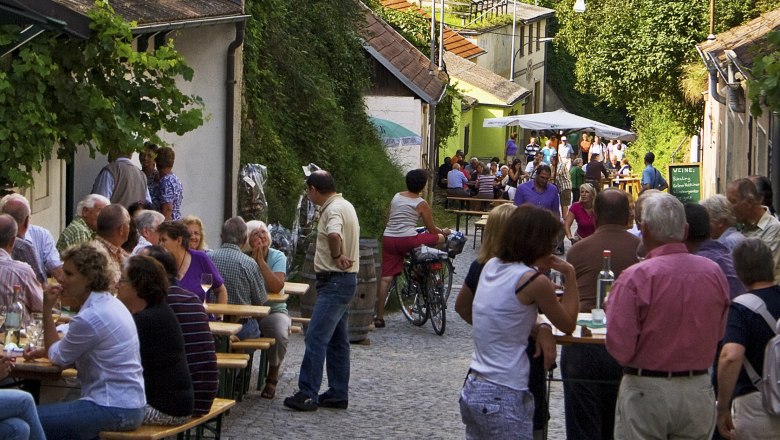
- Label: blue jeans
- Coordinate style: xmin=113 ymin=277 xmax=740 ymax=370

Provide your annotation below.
xmin=38 ymin=399 xmax=144 ymax=440
xmin=459 ymin=375 xmax=534 ymax=440
xmin=561 ymin=344 xmax=623 ymax=440
xmin=236 ymin=317 xmax=261 ymax=341
xmin=298 ymin=272 xmax=356 ymax=402
xmin=0 ymin=390 xmax=45 ymax=440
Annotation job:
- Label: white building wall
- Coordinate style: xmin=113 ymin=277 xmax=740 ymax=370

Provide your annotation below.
xmin=364 ymin=95 xmax=423 ymax=174
xmin=72 ymin=24 xmax=238 ymax=246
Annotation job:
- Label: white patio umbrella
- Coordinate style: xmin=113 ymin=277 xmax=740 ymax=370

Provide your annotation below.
xmin=483 ymin=109 xmax=637 ymax=141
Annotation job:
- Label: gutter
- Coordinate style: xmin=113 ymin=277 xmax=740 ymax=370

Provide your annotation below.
xmin=224 ymin=21 xmax=246 ymax=220
xmin=696 ymin=46 xmax=726 ymax=105
xmin=132 ymin=15 xmax=251 ymax=35
xmin=724 ymin=50 xmax=746 ymax=114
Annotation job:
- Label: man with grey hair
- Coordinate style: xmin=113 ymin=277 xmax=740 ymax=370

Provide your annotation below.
xmin=726 ymin=178 xmax=780 ymax=283
xmin=0 ymin=194 xmax=63 ymax=283
xmin=606 ymin=192 xmax=730 ymax=439
xmin=0 ymin=194 xmax=45 ymax=284
xmin=57 ymin=194 xmax=110 ymax=253
xmin=0 ymin=214 xmax=42 ymax=313
xmin=95 ymin=204 xmax=131 ymax=270
xmin=208 ymin=216 xmax=268 ymax=340
xmin=131 ymin=210 xmax=165 ymax=255
xmin=700 ymin=194 xmax=743 ymax=251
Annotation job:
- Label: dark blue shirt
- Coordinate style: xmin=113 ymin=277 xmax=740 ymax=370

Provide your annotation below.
xmin=723 ymin=285 xmax=780 ymax=397
xmin=694 ymin=239 xmax=746 ymax=299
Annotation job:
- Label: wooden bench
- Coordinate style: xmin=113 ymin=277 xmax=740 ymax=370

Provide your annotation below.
xmin=290 ymin=325 xmax=303 ymax=334
xmin=230 ymin=337 xmax=276 ymax=392
xmin=215 ymin=353 xmax=249 ymax=401
xmin=99 ymin=398 xmax=235 ymax=440
xmin=266 ymin=292 xmax=289 ymax=303
xmin=446 ymin=209 xmax=492 ymax=234
xmin=473 ymin=218 xmax=488 ymax=249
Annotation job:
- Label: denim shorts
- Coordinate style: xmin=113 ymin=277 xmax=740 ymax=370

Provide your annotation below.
xmin=459 ymin=374 xmax=534 ymax=440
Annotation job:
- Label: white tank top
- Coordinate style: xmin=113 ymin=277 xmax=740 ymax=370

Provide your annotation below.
xmin=383 ymin=193 xmax=424 ymax=237
xmin=469 ymin=258 xmax=537 ymax=390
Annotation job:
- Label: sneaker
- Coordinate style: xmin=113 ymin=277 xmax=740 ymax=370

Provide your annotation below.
xmin=318 ymin=392 xmax=348 ymax=409
xmin=283 ymin=391 xmax=318 ymax=412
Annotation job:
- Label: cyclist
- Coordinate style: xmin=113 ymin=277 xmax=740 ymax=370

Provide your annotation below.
xmin=374 ymin=169 xmax=450 ymax=328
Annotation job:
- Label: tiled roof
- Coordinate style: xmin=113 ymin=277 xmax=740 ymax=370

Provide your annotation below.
xmin=699 ymin=8 xmax=780 ymax=68
xmin=359 ymin=3 xmax=448 ymax=104
xmin=51 ymin=0 xmax=244 ymax=26
xmin=444 ymin=52 xmax=529 ymax=106
xmin=380 ymin=0 xmax=485 ymax=60
xmin=513 ymin=3 xmax=555 ymax=21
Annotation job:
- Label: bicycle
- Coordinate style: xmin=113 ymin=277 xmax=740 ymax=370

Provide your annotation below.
xmin=387 ymin=232 xmax=465 ymax=336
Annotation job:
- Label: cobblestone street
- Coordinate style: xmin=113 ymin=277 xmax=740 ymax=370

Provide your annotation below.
xmin=222 ymin=237 xmax=567 ymax=439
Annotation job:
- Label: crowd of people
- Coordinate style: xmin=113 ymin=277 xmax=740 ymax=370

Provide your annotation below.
xmin=0 ymin=150 xmax=334 ymax=438
xmin=450 ymin=169 xmax=780 ymax=439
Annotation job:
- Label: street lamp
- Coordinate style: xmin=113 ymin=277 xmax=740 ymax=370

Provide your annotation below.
xmin=574 ymin=0 xmax=586 ymax=13
xmin=510 ymin=37 xmax=553 ymax=82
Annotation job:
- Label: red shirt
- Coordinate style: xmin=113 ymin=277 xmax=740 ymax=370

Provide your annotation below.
xmin=605 ymin=243 xmax=730 ymax=371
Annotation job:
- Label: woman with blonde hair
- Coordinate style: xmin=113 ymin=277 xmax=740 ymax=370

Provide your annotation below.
xmin=564 ymin=183 xmax=597 ymax=245
xmin=182 ymin=215 xmax=208 ymax=251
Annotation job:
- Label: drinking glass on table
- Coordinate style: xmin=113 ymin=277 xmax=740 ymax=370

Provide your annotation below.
xmin=200 ymin=273 xmax=213 ymax=303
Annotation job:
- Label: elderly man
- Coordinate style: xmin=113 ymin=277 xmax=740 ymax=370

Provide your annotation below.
xmin=131 ymin=210 xmax=165 ymax=255
xmin=94 ymin=204 xmax=131 ymax=269
xmin=727 ymin=178 xmax=780 ymax=283
xmin=701 ymin=194 xmax=744 ymax=251
xmin=208 ymin=217 xmax=268 ymax=340
xmin=606 ymin=192 xmax=730 ymax=439
xmin=92 ymin=150 xmax=151 ymax=208
xmin=56 ymin=194 xmax=110 ymax=253
xmin=685 ymin=203 xmax=745 ymax=299
xmin=0 ymin=214 xmax=42 ymax=313
xmin=0 ymin=194 xmax=46 ymax=284
xmin=284 ymin=170 xmax=359 ymax=412
xmin=446 ymin=163 xmax=470 ymax=197
xmin=717 ymin=238 xmax=780 ymax=439
xmin=563 ymin=189 xmax=640 ymax=439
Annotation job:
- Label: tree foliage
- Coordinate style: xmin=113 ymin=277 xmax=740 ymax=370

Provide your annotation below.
xmin=0 ymin=0 xmax=204 ymax=187
xmin=241 ymin=0 xmax=405 ymax=237
xmin=748 ymin=31 xmax=780 ymax=117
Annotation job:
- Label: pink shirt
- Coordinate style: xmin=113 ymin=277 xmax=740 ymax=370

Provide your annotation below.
xmin=605 ymin=243 xmax=730 ymax=371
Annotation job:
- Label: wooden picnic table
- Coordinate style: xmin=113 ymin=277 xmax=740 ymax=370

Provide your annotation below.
xmin=282 ymin=281 xmax=309 ymax=296
xmin=540 ymin=312 xmax=606 ymax=345
xmin=204 ymin=303 xmax=270 ymax=321
xmin=266 ymin=293 xmax=289 ymax=303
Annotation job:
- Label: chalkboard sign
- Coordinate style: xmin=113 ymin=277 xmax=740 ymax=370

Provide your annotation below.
xmin=667 ymin=162 xmax=702 ymax=203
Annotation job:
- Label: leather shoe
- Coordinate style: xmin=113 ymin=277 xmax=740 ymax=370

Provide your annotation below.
xmin=283 ymin=391 xmax=317 ymax=412
xmin=318 ymin=393 xmax=348 ymax=409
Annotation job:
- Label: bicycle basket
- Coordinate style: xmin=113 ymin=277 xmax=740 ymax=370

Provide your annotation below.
xmin=412 ymin=245 xmax=448 ymax=264
xmin=446 ymin=232 xmax=467 ymax=258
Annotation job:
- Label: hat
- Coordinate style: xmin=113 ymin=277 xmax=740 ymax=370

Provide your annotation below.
xmin=561 ymin=136 xmax=567 ymax=140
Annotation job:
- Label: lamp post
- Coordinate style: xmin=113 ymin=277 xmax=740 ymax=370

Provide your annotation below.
xmin=510 ymin=37 xmax=553 ymax=82
xmin=574 ymin=0 xmax=586 ymax=13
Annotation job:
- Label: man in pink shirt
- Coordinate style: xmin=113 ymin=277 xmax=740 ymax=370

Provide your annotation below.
xmin=606 ymin=192 xmax=730 ymax=439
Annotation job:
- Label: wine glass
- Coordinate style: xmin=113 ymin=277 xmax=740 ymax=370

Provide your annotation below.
xmin=200 ymin=273 xmax=213 ymax=299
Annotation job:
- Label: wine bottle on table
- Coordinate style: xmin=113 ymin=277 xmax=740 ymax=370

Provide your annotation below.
xmin=4 ymin=285 xmax=24 ymax=346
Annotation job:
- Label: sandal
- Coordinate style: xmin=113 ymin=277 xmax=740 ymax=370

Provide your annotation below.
xmin=260 ymin=379 xmax=278 ymax=399
xmin=373 ymin=318 xmax=386 ymax=328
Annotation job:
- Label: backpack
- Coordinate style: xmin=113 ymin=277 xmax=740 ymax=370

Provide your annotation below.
xmin=733 ymin=293 xmax=780 ymax=416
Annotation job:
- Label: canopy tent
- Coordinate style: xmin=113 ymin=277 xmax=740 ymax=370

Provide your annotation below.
xmin=483 ymin=109 xmax=637 ymax=142
xmin=370 ymin=117 xmax=422 ymax=147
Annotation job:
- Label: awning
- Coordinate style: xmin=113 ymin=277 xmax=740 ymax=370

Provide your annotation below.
xmin=483 ymin=109 xmax=637 ymax=141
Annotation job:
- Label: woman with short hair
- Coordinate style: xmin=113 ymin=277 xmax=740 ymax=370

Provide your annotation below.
xmin=374 ymin=169 xmax=451 ymax=328
xmin=117 ymin=256 xmax=194 ymax=425
xmin=30 ymin=243 xmax=146 ymax=439
xmin=181 ymin=215 xmax=208 ymax=251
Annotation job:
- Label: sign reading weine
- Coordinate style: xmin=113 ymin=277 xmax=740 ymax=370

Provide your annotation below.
xmin=667 ymin=162 xmax=702 ymax=204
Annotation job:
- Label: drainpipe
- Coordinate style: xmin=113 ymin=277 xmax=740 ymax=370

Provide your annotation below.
xmin=726 ymin=61 xmax=745 ymax=114
xmin=224 ymin=21 xmax=245 ymax=220
xmin=772 ymin=112 xmax=780 ymax=210
xmin=696 ymin=47 xmax=726 ymax=105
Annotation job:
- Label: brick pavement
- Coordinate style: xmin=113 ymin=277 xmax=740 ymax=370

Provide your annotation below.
xmin=222 ymin=236 xmax=568 ymax=439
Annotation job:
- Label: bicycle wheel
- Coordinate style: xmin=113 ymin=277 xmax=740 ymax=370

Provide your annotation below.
xmin=439 ymin=259 xmax=454 ymax=303
xmin=427 ymin=271 xmax=446 ymax=336
xmin=393 ymin=272 xmax=428 ymax=326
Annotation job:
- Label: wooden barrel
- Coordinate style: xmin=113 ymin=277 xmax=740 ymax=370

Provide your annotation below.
xmin=299 ymin=244 xmax=378 ymax=342
xmin=359 ymin=238 xmax=381 ymax=281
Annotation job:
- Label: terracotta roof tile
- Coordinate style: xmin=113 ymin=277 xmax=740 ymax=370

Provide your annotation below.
xmin=699 ymin=8 xmax=780 ymax=68
xmin=359 ymin=2 xmax=448 ymax=104
xmin=380 ymin=0 xmax=485 ymax=60
xmin=52 ymin=0 xmax=243 ymax=25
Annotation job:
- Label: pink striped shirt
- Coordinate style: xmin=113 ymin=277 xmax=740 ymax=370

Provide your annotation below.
xmin=0 ymin=248 xmax=43 ymax=313
xmin=605 ymin=243 xmax=730 ymax=371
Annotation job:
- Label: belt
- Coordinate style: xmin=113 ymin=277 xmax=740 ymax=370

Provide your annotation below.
xmin=622 ymin=367 xmax=708 ymax=378
xmin=315 ymin=271 xmax=348 ymax=281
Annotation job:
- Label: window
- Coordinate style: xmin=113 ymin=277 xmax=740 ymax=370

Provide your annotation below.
xmin=536 ymin=22 xmax=541 ymax=51
xmin=527 ymin=24 xmax=533 ymax=54
xmin=518 ymin=25 xmax=524 ymax=57
xmin=464 ymin=124 xmax=470 ymax=156
xmin=534 ymin=81 xmax=541 ymax=113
